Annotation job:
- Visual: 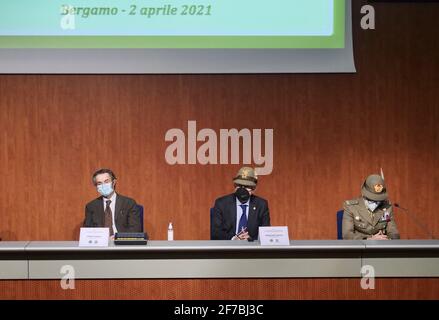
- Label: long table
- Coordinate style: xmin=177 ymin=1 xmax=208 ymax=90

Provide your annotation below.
xmin=1 ymin=240 xmax=439 ymax=279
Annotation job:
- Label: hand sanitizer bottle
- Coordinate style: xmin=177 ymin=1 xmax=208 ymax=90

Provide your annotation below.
xmin=167 ymin=222 xmax=174 ymax=241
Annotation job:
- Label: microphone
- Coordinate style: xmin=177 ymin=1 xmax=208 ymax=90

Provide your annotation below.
xmin=394 ymin=203 xmax=436 ymax=239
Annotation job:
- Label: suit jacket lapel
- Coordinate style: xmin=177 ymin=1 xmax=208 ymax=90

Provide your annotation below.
xmin=247 ymin=196 xmax=257 ymax=233
xmin=114 ymin=194 xmax=123 ymax=223
xmin=358 ymin=199 xmax=374 ymax=225
xmin=372 ymin=207 xmax=385 ymax=226
xmin=229 ymin=194 xmax=237 ymax=234
xmin=96 ymin=196 xmax=105 ymax=225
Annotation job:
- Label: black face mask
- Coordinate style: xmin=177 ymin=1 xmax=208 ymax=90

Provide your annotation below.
xmin=235 ymin=187 xmax=250 ymax=203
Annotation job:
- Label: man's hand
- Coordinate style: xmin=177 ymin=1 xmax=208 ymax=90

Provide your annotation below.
xmin=237 ymin=231 xmax=250 ymax=240
xmin=232 ymin=228 xmax=249 ymax=240
xmin=368 ymin=230 xmax=389 ymax=240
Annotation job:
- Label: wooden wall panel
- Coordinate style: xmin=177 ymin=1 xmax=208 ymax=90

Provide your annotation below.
xmin=0 ymin=279 xmax=439 ymax=300
xmin=0 ymin=2 xmax=438 ymax=299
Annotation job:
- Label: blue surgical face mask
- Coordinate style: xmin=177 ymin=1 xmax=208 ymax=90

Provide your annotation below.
xmin=97 ymin=182 xmax=114 ymax=197
xmin=365 ymin=199 xmax=381 ymax=212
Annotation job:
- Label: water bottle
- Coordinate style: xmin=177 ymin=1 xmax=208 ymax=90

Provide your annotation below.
xmin=167 ymin=222 xmax=174 ymax=241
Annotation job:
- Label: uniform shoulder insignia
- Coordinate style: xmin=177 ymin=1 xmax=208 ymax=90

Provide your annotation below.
xmin=345 ymin=199 xmax=359 ymax=206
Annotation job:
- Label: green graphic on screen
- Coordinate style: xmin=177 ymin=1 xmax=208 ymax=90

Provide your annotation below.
xmin=0 ymin=0 xmax=345 ymax=48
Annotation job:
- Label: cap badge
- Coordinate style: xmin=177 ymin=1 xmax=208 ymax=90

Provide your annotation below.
xmin=374 ymin=184 xmax=384 ymax=193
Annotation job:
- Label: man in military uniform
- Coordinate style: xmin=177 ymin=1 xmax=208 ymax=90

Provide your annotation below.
xmin=342 ymin=174 xmax=400 ymax=240
xmin=211 ymin=167 xmax=271 ymax=241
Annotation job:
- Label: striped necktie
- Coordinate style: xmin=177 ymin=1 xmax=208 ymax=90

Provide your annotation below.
xmin=104 ymin=200 xmax=114 ymax=236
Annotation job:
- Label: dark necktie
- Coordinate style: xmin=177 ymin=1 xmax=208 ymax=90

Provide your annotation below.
xmin=238 ymin=204 xmax=248 ymax=233
xmin=104 ymin=200 xmax=114 ymax=236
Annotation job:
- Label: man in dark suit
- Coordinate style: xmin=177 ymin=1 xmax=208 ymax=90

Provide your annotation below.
xmin=211 ymin=167 xmax=271 ymax=240
xmin=83 ymin=168 xmax=142 ymax=236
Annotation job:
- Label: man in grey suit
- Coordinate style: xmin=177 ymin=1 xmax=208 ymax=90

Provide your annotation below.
xmin=211 ymin=167 xmax=271 ymax=241
xmin=83 ymin=168 xmax=142 ymax=236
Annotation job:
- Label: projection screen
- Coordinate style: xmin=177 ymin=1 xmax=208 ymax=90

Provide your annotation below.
xmin=0 ymin=0 xmax=356 ymax=73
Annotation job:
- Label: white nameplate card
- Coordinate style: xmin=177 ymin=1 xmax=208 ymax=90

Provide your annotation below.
xmin=259 ymin=226 xmax=290 ymax=246
xmin=79 ymin=228 xmax=109 ymax=247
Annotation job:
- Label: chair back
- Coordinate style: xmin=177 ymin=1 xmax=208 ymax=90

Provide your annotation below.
xmin=210 ymin=208 xmax=215 ymax=240
xmin=137 ymin=204 xmax=144 ymax=233
xmin=337 ymin=210 xmax=344 ymax=239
